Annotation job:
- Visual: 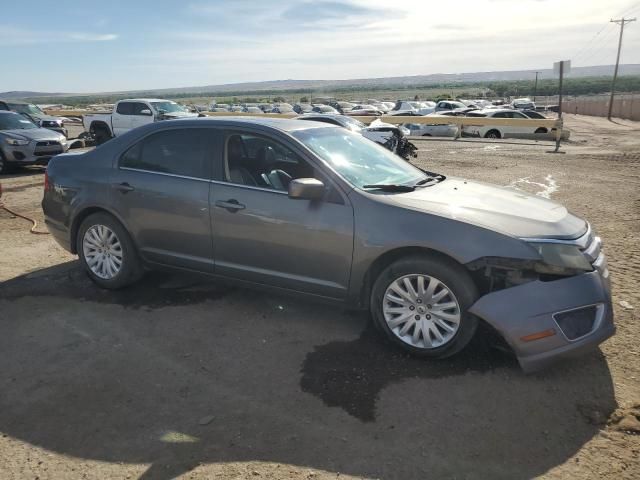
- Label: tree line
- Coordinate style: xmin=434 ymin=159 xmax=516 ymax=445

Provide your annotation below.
xmin=25 ymin=75 xmax=640 ymax=107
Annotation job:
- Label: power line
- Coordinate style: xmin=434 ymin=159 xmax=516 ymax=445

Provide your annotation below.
xmin=608 ymin=17 xmax=636 ymax=119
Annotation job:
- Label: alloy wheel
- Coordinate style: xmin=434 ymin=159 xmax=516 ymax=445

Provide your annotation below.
xmin=82 ymin=224 xmax=123 ymax=279
xmin=383 ymin=274 xmax=461 ymax=349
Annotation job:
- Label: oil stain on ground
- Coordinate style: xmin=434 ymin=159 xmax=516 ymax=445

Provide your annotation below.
xmin=0 ymin=261 xmax=232 ymax=309
xmin=300 ymin=324 xmax=518 ymax=422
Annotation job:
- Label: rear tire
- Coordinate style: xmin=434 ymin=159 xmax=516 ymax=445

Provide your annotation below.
xmin=0 ymin=152 xmax=6 ymax=175
xmin=485 ymin=129 xmax=501 ymax=139
xmin=77 ymin=212 xmax=143 ymax=289
xmin=370 ymin=255 xmax=479 ymax=358
xmin=91 ymin=125 xmax=112 ymax=146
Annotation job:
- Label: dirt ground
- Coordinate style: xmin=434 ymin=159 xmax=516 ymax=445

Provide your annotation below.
xmin=0 ymin=114 xmax=639 ymax=479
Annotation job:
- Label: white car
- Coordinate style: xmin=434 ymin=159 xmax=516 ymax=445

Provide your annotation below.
xmin=404 ymin=122 xmax=458 ymax=137
xmin=462 ymin=109 xmax=550 ymax=139
xmin=512 ymin=98 xmax=536 ymax=110
xmin=434 ymin=100 xmax=467 ymax=112
xmin=82 ymin=98 xmax=198 ymax=144
xmin=391 ymin=101 xmax=435 ymax=116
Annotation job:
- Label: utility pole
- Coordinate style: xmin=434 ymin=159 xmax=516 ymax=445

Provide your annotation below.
xmin=608 ymin=17 xmax=636 ymax=120
xmin=533 ymin=71 xmax=540 ymax=102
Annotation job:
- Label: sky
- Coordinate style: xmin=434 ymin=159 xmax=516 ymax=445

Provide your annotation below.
xmin=1 ymin=0 xmax=639 ymax=93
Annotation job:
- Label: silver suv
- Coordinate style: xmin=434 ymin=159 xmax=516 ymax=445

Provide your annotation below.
xmin=42 ymin=118 xmax=614 ymax=372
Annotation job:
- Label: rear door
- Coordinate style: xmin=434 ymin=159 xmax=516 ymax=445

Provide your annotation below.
xmin=110 ymin=126 xmax=220 ymax=272
xmin=209 ymin=129 xmax=354 ymax=299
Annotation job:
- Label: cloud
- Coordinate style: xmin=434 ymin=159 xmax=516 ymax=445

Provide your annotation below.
xmin=68 ymin=33 xmax=118 ymax=42
xmin=0 ymin=26 xmax=118 ymax=46
xmin=280 ymin=0 xmax=400 ymax=27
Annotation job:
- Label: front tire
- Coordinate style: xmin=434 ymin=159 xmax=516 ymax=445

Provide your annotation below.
xmin=370 ymin=255 xmax=479 ymax=358
xmin=77 ymin=212 xmax=143 ymax=289
xmin=485 ymin=129 xmax=501 ymax=139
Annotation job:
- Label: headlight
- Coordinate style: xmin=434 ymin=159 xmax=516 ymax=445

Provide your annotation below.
xmin=529 ymin=242 xmax=593 ymax=274
xmin=43 ymin=120 xmax=61 ymax=127
xmin=5 ymin=138 xmax=29 ymax=146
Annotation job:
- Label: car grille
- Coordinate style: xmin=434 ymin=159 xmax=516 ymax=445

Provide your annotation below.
xmin=36 ymin=141 xmax=61 ymax=147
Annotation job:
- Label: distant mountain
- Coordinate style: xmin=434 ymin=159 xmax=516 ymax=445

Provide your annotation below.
xmin=0 ymin=91 xmax=67 ymax=99
xmin=2 ymin=64 xmax=639 ymax=100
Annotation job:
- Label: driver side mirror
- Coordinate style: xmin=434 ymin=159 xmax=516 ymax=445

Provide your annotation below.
xmin=140 ymin=109 xmax=153 ymax=116
xmin=288 ymin=178 xmax=325 ymax=200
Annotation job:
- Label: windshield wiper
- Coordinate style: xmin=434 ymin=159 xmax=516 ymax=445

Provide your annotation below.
xmin=362 ymin=184 xmax=415 ymax=192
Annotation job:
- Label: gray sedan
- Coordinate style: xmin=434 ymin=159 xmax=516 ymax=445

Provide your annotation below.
xmin=0 ymin=111 xmax=69 ymax=174
xmin=42 ymin=118 xmax=614 ymax=372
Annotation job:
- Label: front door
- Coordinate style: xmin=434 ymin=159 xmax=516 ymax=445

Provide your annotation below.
xmin=209 ymin=130 xmax=354 ymax=299
xmin=110 ymin=126 xmax=219 ymax=272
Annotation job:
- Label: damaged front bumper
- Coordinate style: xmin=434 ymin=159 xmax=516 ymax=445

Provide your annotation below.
xmin=469 ymin=268 xmax=614 ymax=373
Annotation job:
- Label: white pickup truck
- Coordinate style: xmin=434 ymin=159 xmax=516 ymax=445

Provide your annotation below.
xmin=83 ymin=98 xmax=199 ymax=144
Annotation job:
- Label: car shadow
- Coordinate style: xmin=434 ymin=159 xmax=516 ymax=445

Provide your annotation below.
xmin=0 ymin=262 xmax=617 ymax=479
xmin=0 ymin=167 xmax=46 ymax=179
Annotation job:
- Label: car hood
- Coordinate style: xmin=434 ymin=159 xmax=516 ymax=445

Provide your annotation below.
xmin=0 ymin=128 xmax=65 ymax=142
xmin=383 ymin=177 xmax=587 ymax=239
xmin=160 ymin=111 xmax=199 ymax=119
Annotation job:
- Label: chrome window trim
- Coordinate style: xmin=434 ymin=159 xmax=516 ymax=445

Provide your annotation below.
xmin=208 ymin=179 xmax=288 ymax=195
xmin=119 ymin=166 xmax=210 ymax=183
xmin=551 ymin=302 xmax=605 ymax=343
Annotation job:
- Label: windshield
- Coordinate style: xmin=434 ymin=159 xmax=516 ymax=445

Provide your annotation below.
xmin=293 ymin=127 xmax=427 ymax=189
xmin=342 ymin=116 xmax=365 ymax=131
xmin=9 ymin=103 xmax=44 ymax=115
xmin=150 ymin=101 xmax=188 ymax=113
xmin=0 ymin=113 xmax=38 ymax=130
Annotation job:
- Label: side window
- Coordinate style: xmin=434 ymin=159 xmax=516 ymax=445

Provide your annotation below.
xmin=224 ymin=133 xmax=317 ymax=191
xmin=116 ymin=102 xmax=134 ymax=115
xmin=0 ymin=102 xmax=8 ymax=111
xmin=493 ymin=112 xmax=508 ymax=118
xmin=120 ymin=128 xmax=210 ymax=179
xmin=512 ymin=112 xmax=527 ymax=119
xmin=131 ymin=103 xmax=151 ymax=115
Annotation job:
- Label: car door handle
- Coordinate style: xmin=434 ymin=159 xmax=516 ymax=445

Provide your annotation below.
xmin=215 ymin=199 xmax=245 ymax=212
xmin=113 ymin=182 xmax=135 ymax=193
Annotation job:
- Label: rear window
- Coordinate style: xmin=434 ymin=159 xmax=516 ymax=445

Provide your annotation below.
xmin=466 ymin=112 xmax=487 ymax=117
xmin=120 ymin=128 xmax=210 ymax=179
xmin=116 ymin=102 xmax=134 ymax=115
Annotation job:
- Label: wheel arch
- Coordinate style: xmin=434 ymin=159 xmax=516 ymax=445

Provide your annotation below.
xmin=70 ymin=205 xmax=131 ymax=254
xmin=89 ymin=120 xmax=111 ymax=135
xmin=358 ymin=246 xmax=473 ymax=308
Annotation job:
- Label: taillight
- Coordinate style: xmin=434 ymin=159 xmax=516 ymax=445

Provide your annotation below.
xmin=44 ymin=170 xmax=51 ymax=192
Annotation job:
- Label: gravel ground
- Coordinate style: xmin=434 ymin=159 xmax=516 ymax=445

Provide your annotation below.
xmin=0 ymin=114 xmax=638 ymax=479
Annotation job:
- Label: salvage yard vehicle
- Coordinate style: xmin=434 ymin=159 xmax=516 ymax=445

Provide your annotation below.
xmin=435 ymin=100 xmax=468 ymax=112
xmin=82 ymin=98 xmax=199 ymax=145
xmin=0 ymin=111 xmax=68 ymax=174
xmin=43 ymin=117 xmax=614 ymax=372
xmin=0 ymin=100 xmax=68 ymax=137
xmin=463 ymin=108 xmax=550 ymax=138
xmin=297 ymin=114 xmax=417 ymax=159
xmin=403 ymin=122 xmax=458 ymax=137
xmin=392 ymin=101 xmax=435 ymax=116
xmin=512 ymin=97 xmax=536 ymax=110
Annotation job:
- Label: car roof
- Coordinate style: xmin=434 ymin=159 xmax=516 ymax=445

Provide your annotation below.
xmin=0 ymin=110 xmax=21 ymax=115
xmin=121 ymin=98 xmax=176 ymax=103
xmin=181 ymin=116 xmax=337 ymax=133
